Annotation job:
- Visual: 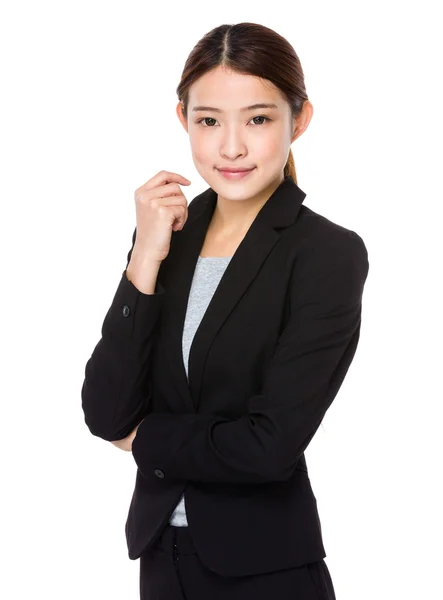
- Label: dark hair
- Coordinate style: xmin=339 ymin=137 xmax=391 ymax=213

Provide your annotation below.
xmin=176 ymin=22 xmax=309 ymax=185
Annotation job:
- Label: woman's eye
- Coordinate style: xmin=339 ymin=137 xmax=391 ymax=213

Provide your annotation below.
xmin=197 ymin=116 xmax=270 ymax=127
xmin=199 ymin=117 xmax=218 ymax=127
xmin=251 ymin=116 xmax=269 ymax=125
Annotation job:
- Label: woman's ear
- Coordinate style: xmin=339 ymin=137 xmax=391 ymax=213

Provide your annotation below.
xmin=176 ymin=101 xmax=188 ymax=133
xmin=292 ymin=100 xmax=314 ymax=142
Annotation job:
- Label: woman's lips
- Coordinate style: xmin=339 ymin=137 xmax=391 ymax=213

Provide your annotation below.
xmin=217 ymin=167 xmax=256 ymax=180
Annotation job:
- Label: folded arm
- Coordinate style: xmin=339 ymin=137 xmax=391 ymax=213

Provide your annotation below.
xmin=132 ymin=231 xmax=369 ymax=484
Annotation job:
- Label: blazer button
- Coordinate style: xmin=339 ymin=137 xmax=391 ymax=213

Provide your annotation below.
xmin=122 ymin=305 xmax=131 ymax=317
xmin=154 ymin=469 xmax=165 ymax=479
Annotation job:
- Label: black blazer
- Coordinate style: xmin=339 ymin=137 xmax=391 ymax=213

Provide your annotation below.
xmin=81 ymin=175 xmax=369 ymax=577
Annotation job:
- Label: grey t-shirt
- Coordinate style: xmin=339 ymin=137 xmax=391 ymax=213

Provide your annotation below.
xmin=169 ymin=254 xmax=233 ymax=527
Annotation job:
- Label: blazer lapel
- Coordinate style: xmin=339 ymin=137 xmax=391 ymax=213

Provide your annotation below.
xmin=163 ymin=175 xmax=306 ymax=413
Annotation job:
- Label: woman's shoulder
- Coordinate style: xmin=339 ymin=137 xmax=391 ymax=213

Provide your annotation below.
xmin=290 ymin=204 xmax=367 ymax=257
xmin=279 ymin=204 xmax=369 ymax=291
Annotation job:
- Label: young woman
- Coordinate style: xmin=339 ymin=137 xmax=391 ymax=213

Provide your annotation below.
xmin=82 ymin=22 xmax=369 ymax=600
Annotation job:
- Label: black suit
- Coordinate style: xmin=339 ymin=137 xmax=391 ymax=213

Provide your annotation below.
xmin=81 ymin=175 xmax=369 ymax=578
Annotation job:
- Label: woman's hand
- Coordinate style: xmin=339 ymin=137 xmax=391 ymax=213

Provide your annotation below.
xmin=111 ymin=419 xmax=145 ymax=452
xmin=132 ymin=170 xmax=191 ymax=263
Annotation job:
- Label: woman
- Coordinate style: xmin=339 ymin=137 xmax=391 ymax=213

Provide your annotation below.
xmin=82 ymin=22 xmax=369 ymax=600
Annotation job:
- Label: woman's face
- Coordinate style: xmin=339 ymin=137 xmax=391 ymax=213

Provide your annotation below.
xmin=177 ymin=65 xmax=307 ymax=203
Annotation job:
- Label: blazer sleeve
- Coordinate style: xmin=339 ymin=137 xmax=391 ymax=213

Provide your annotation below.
xmin=131 ymin=230 xmax=370 ymax=484
xmin=81 ymin=227 xmax=165 ymax=441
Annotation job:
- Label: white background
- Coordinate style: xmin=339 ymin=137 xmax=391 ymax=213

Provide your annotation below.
xmin=1 ymin=1 xmax=442 ymax=598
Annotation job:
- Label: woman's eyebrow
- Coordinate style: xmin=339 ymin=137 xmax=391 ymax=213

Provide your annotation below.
xmin=192 ymin=103 xmax=279 ymax=113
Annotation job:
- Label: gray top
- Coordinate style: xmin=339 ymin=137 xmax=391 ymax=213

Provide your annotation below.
xmin=169 ymin=254 xmax=233 ymax=527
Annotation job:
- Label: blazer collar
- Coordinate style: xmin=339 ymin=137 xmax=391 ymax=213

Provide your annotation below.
xmin=162 ymin=174 xmax=306 ymax=412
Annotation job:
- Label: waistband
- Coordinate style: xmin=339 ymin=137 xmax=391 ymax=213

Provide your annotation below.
xmin=153 ymin=524 xmax=197 ymax=556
